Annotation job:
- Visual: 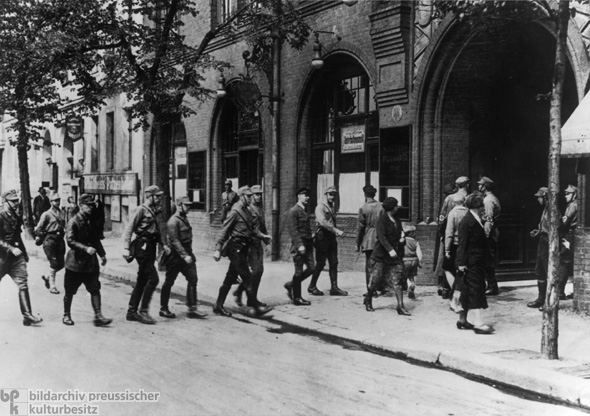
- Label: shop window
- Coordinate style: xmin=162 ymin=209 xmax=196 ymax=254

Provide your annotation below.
xmin=124 ymin=109 xmax=132 ymax=171
xmin=188 ymin=151 xmax=206 ymax=210
xmin=91 ymin=116 xmax=99 ymax=172
xmin=380 ymin=127 xmax=411 ymax=220
xmin=105 ymin=111 xmax=115 ymax=171
xmin=312 ymin=73 xmax=378 ymax=213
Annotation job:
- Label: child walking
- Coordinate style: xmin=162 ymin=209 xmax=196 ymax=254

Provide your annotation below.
xmin=402 ymin=225 xmax=423 ymax=299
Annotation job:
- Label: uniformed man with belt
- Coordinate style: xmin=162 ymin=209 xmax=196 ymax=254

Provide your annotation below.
xmin=213 ymin=186 xmax=272 ymax=317
xmin=0 ymin=190 xmax=43 ymax=326
xmin=478 ymin=176 xmax=501 ymax=296
xmin=122 ymin=185 xmax=170 ymax=324
xmin=356 ymin=184 xmax=382 ymax=293
xmin=36 ymin=192 xmax=66 ymax=295
xmin=284 ymin=187 xmax=315 ymax=306
xmin=558 ymin=184 xmax=578 ymax=300
xmin=63 ymin=194 xmax=111 ymax=326
xmin=308 ymin=186 xmax=347 ymax=296
xmin=233 ymin=184 xmax=267 ymax=308
xmin=528 ymin=187 xmax=550 ymax=309
xmin=221 ymin=179 xmax=238 ymax=223
xmin=159 ymin=196 xmax=207 ymax=319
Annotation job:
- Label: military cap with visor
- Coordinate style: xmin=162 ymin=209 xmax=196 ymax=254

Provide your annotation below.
xmin=2 ymin=189 xmax=19 ymax=201
xmin=145 ymin=185 xmax=164 ymax=196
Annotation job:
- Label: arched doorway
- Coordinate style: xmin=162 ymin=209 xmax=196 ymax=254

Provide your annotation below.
xmin=419 ymin=18 xmax=578 ymax=276
xmin=298 ymin=54 xmax=382 ymax=215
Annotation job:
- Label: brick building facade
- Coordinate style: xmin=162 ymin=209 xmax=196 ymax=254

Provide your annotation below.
xmin=137 ymin=1 xmax=590 ymax=309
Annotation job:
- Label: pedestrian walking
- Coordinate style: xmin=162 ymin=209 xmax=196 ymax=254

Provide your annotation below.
xmin=233 ymin=184 xmax=268 ymax=308
xmin=363 ymin=197 xmax=410 ymax=315
xmin=356 ymin=184 xmax=382 ymax=294
xmin=213 ymin=186 xmax=272 ymax=317
xmin=284 ymin=187 xmax=315 ymax=306
xmin=159 ymin=196 xmax=208 ymax=319
xmin=64 ymin=196 xmax=79 ymax=224
xmin=35 ymin=192 xmax=66 ymax=294
xmin=444 ymin=195 xmax=468 ymax=312
xmin=308 ymin=186 xmax=347 ymax=296
xmin=527 ymin=187 xmax=550 ymax=310
xmin=455 ymin=193 xmax=494 ymax=334
xmin=478 ymin=176 xmax=501 ymax=296
xmin=33 ymin=186 xmax=50 ymax=224
xmin=220 ymin=179 xmax=238 ymax=223
xmin=558 ymin=184 xmax=577 ymax=299
xmin=122 ymin=185 xmax=170 ymax=325
xmin=62 ymin=194 xmax=111 ymax=327
xmin=402 ymin=225 xmax=423 ymax=299
xmin=0 ymin=190 xmax=43 ymax=326
xmin=93 ymin=194 xmax=105 ymax=240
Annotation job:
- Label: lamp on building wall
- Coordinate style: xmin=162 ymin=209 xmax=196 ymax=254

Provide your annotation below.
xmin=216 ymin=70 xmax=227 ymax=98
xmin=46 ymin=157 xmax=53 ymax=166
xmin=79 ymin=159 xmax=85 ymax=167
xmin=310 ymin=29 xmax=342 ymax=70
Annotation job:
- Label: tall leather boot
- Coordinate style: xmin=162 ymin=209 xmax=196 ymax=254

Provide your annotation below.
xmin=233 ymin=283 xmax=245 ymax=307
xmin=63 ymin=294 xmax=74 ymax=325
xmin=213 ymin=284 xmax=232 ymax=317
xmin=187 ymin=285 xmax=207 ymax=318
xmin=364 ymin=290 xmax=374 ymax=312
xmin=91 ymin=294 xmax=113 ymax=326
xmin=329 ymin=268 xmax=348 ymax=296
xmin=19 ymin=289 xmax=43 ymax=326
xmin=136 ymin=285 xmax=156 ymax=324
xmin=126 ymin=283 xmax=143 ymax=321
xmin=527 ymin=280 xmax=547 ymax=308
xmin=159 ymin=280 xmax=176 ymax=318
xmin=251 ymin=274 xmax=267 ymax=307
xmin=307 ymin=270 xmax=323 ymax=296
xmin=245 ymin=284 xmax=272 ymax=316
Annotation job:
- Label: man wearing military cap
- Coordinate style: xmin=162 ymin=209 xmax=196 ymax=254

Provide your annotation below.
xmin=356 ymin=184 xmax=383 ymax=293
xmin=233 ymin=184 xmax=268 ymax=308
xmin=309 ymin=186 xmax=348 ymax=296
xmin=122 ymin=185 xmax=170 ymax=324
xmin=63 ymin=194 xmax=111 ymax=326
xmin=160 ymin=196 xmax=207 ymax=319
xmin=478 ymin=176 xmax=501 ymax=296
xmin=221 ymin=179 xmax=238 ymax=222
xmin=35 ymin=192 xmax=66 ymax=294
xmin=0 ymin=190 xmax=43 ymax=326
xmin=558 ymin=184 xmax=578 ymax=299
xmin=285 ymin=186 xmax=315 ymax=305
xmin=213 ymin=186 xmax=272 ymax=317
xmin=528 ymin=187 xmax=550 ymax=309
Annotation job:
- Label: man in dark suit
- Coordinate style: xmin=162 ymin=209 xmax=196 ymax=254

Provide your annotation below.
xmin=63 ymin=194 xmax=111 ymax=326
xmin=33 ymin=187 xmax=50 ymax=224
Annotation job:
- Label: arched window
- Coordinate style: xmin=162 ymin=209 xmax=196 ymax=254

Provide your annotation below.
xmin=311 ymin=65 xmax=378 ymax=213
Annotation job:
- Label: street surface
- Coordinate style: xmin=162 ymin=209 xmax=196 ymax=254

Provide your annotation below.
xmin=0 ymin=257 xmax=586 ymax=416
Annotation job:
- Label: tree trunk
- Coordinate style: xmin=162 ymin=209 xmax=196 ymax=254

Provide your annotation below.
xmin=541 ymin=0 xmax=569 ymax=360
xmin=152 ymin=111 xmax=172 ymax=222
xmin=16 ymin=121 xmax=35 ymax=239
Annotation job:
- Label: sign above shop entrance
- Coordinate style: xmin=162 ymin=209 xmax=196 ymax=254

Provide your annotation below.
xmin=84 ymin=173 xmax=138 ymax=195
xmin=341 ymin=125 xmax=365 ymax=153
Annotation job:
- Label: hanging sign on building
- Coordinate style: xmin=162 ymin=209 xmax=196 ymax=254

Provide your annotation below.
xmin=83 ymin=173 xmax=138 ymax=195
xmin=341 ymin=125 xmax=365 ymax=153
xmin=65 ymin=115 xmax=84 ymax=142
xmin=229 ymin=78 xmax=262 ymax=114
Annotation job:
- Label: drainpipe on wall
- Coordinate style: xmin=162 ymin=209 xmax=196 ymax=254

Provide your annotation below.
xmin=271 ymin=2 xmax=282 ymax=261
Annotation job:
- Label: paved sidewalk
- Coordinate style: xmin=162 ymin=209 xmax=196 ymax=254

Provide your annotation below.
xmin=30 ymin=235 xmax=590 ymax=411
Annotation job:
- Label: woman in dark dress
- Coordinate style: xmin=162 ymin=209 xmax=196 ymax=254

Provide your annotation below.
xmin=363 ymin=197 xmax=410 ymax=315
xmin=455 ymin=193 xmax=494 ymax=334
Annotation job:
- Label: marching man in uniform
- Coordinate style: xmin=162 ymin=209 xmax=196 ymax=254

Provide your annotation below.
xmin=0 ymin=190 xmax=43 ymax=326
xmin=36 ymin=192 xmax=66 ymax=295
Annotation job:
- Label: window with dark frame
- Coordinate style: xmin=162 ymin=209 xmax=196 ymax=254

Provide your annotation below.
xmin=188 ymin=151 xmax=206 ymax=210
xmin=91 ymin=115 xmax=99 ymax=173
xmin=106 ymin=111 xmax=115 ymax=171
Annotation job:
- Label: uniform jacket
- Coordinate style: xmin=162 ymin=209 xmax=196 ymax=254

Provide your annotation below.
xmin=371 ymin=213 xmax=404 ymax=264
xmin=439 ymin=188 xmax=468 ymax=220
xmin=249 ymin=203 xmax=267 ymax=235
xmin=65 ymin=211 xmax=106 ymax=273
xmin=167 ymin=210 xmax=193 ymax=259
xmin=216 ymin=200 xmax=266 ymax=251
xmin=0 ymin=204 xmax=28 ymax=263
xmin=560 ymin=200 xmax=577 ymax=236
xmin=356 ymin=200 xmax=382 ymax=251
xmin=445 ymin=205 xmax=469 ymax=250
xmin=456 ymin=211 xmax=490 ymax=269
xmin=483 ymin=191 xmax=501 ymax=240
xmin=123 ymin=204 xmax=165 ymax=250
xmin=315 ymin=201 xmax=339 ymax=240
xmin=36 ymin=206 xmax=66 ymax=239
xmin=287 ymin=203 xmax=312 ymax=249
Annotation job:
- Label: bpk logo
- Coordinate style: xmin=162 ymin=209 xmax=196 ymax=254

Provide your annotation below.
xmin=0 ymin=389 xmax=28 ymax=416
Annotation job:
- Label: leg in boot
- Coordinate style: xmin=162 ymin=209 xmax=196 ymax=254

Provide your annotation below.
xmin=213 ymin=284 xmax=232 ymax=317
xmin=63 ymin=294 xmax=75 ymax=326
xmin=91 ymin=293 xmax=112 ymax=326
xmin=187 ymin=285 xmax=207 ymax=318
xmin=527 ymin=280 xmax=547 ymax=308
xmin=159 ymin=272 xmax=176 ymax=318
xmin=136 ymin=272 xmax=159 ymax=324
xmin=329 ymin=262 xmax=348 ymax=296
xmin=19 ymin=289 xmax=43 ymax=326
xmin=308 ymin=244 xmax=326 ymax=295
xmin=233 ymin=283 xmax=245 ymax=307
xmin=127 ymin=275 xmax=147 ymax=321
xmin=364 ymin=290 xmax=375 ymax=312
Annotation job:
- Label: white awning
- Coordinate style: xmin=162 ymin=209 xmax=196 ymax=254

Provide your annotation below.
xmin=562 ymin=91 xmax=590 ymax=157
